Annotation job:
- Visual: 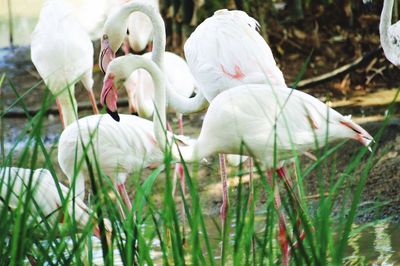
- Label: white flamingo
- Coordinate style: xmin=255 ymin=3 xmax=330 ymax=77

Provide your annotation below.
xmin=379 ymin=0 xmax=400 ymax=67
xmin=184 ymin=9 xmax=287 ymax=101
xmin=57 ymin=114 xmax=166 ymax=210
xmin=31 ymin=0 xmax=99 ymax=128
xmin=0 ymin=167 xmax=112 ymax=238
xmin=183 ymin=8 xmax=290 ymax=238
xmin=98 ymin=2 xmax=198 ymax=220
xmin=101 ymin=53 xmax=373 ymax=266
xmin=99 ymin=1 xmax=208 ymax=115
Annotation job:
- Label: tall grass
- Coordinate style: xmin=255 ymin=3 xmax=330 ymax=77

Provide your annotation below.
xmin=0 ymin=72 xmax=396 ymax=265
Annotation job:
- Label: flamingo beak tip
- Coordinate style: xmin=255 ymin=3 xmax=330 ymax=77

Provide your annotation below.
xmin=107 ymin=107 xmax=120 ymax=122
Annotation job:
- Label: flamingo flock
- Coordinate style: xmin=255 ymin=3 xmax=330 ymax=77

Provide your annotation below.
xmin=6 ymin=0 xmax=396 ymax=264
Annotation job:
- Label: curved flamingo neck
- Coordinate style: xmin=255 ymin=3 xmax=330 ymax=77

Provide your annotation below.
xmin=136 ymin=70 xmax=155 ymax=118
xmin=103 ymin=2 xmax=164 ymax=69
xmin=111 ymin=55 xmax=199 ymax=161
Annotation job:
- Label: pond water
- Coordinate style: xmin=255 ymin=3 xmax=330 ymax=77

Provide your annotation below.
xmin=36 ymin=220 xmax=400 ymax=265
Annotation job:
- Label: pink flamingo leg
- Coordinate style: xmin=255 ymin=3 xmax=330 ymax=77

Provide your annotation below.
xmin=171 ymin=114 xmax=187 ymax=240
xmin=117 ymin=183 xmax=132 ymax=215
xmin=248 ymin=157 xmax=254 ymax=205
xmin=175 ymin=162 xmax=186 ymax=241
xmin=267 ymin=170 xmax=289 ymax=266
xmin=219 ymin=154 xmax=229 ymax=226
xmin=177 ymin=114 xmax=183 ymax=135
xmin=87 ymin=90 xmax=99 ymax=114
xmin=177 ymin=114 xmax=186 ymax=240
xmin=55 ymin=97 xmax=66 ymax=129
xmin=278 ymin=165 xmax=306 ymax=247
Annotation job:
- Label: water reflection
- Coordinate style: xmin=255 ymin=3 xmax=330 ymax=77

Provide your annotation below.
xmin=88 ymin=220 xmax=400 ymax=265
xmin=345 ymin=221 xmax=399 ymax=266
xmin=373 ymin=222 xmax=394 ymax=266
xmin=91 ymin=237 xmax=123 ymax=266
xmin=345 ymin=226 xmax=368 ymax=265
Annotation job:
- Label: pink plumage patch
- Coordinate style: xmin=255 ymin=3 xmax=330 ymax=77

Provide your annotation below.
xmin=221 ymin=64 xmax=245 ymax=79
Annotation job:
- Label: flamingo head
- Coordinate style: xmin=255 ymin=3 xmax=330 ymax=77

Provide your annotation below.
xmin=339 ymin=116 xmax=374 ymax=151
xmin=101 ymin=73 xmax=120 ymax=121
xmin=99 ymin=34 xmax=116 ymax=74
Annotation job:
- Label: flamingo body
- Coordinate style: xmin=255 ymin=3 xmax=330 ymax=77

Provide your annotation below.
xmin=184 ymin=9 xmax=286 ymax=101
xmin=182 ymin=84 xmax=372 ymax=165
xmin=58 ymin=114 xmax=165 ymax=199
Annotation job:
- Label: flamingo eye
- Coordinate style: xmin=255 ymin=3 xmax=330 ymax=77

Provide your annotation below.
xmin=102 ymin=34 xmax=109 ymax=40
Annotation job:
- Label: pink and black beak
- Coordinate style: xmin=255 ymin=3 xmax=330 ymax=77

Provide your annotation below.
xmin=99 ymin=35 xmax=115 ymax=74
xmin=340 ymin=119 xmax=374 ymax=151
xmin=101 ymin=74 xmax=120 ymax=121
